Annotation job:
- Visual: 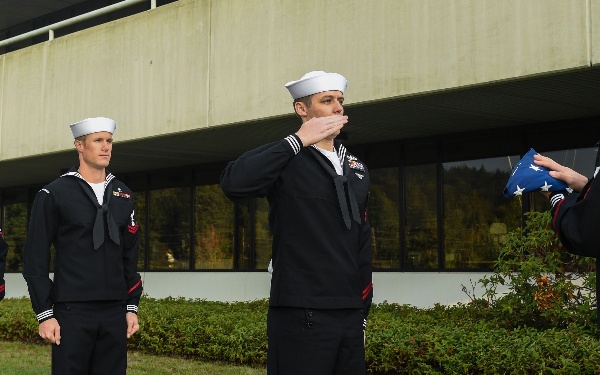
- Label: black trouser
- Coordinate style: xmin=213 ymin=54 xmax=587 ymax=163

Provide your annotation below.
xmin=52 ymin=301 xmax=127 ymax=375
xmin=267 ymin=306 xmax=365 ymax=375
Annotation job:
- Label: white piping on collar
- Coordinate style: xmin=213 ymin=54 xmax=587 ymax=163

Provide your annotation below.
xmin=61 ymin=170 xmax=115 ymax=189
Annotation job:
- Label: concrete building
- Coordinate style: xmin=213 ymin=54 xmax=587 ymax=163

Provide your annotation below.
xmin=1 ymin=0 xmax=599 ymax=307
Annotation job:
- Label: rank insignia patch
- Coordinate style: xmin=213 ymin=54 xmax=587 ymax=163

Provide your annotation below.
xmin=128 ymin=210 xmax=138 ymax=234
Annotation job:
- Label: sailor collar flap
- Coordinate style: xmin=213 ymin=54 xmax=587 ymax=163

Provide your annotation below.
xmin=62 ymin=169 xmax=121 ymax=250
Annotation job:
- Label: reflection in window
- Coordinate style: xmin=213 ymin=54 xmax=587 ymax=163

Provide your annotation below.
xmin=369 ymin=168 xmax=400 ymax=269
xmin=443 ymin=156 xmax=521 ymax=269
xmin=254 ymin=197 xmax=272 ymax=270
xmin=235 ymin=200 xmax=253 ymax=269
xmin=148 ymin=187 xmax=191 ymax=269
xmin=405 ymin=164 xmax=438 ymax=269
xmin=194 ymin=185 xmax=234 ymax=269
xmin=2 ymin=190 xmax=28 ymax=272
xmin=133 ymin=190 xmax=146 ymax=270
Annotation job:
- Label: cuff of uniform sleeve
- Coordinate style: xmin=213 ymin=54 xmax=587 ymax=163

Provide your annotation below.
xmin=37 ymin=309 xmax=54 ymax=323
xmin=549 ymin=190 xmax=567 ymax=209
xmin=285 ymin=134 xmax=303 ymax=155
xmin=126 ymin=305 xmax=139 ymax=314
xmin=363 ymin=318 xmax=367 ymax=330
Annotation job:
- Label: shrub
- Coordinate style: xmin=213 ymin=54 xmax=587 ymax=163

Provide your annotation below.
xmin=469 ymin=211 xmax=597 ymax=329
xmin=2 ymin=296 xmax=600 ymax=373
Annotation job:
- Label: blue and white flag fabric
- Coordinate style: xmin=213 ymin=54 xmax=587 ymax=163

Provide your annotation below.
xmin=503 ymin=148 xmax=569 ymax=198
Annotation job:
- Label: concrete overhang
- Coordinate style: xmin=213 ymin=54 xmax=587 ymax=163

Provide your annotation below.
xmin=0 ymin=66 xmax=598 ymax=189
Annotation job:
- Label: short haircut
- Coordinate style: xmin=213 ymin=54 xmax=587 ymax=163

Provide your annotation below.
xmin=294 ymin=95 xmax=313 ymax=109
xmin=292 ymin=94 xmax=313 ymax=118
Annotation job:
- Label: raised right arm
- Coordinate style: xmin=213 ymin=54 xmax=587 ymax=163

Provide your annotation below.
xmin=220 ymin=135 xmax=303 ymax=202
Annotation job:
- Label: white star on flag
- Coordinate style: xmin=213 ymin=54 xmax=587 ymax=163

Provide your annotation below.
xmin=529 ymin=164 xmax=542 ymax=172
xmin=513 ymin=185 xmax=526 ymax=196
xmin=540 ymin=181 xmax=552 ymax=192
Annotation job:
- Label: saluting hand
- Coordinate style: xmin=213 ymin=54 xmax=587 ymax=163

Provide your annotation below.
xmin=295 ymin=115 xmax=348 ymax=147
xmin=533 ymin=154 xmax=589 ymax=192
xmin=126 ymin=312 xmax=139 ymax=338
xmin=39 ymin=318 xmax=61 ymax=345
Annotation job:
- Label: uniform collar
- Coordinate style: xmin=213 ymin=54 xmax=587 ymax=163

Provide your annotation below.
xmin=61 ymin=166 xmax=115 ymax=187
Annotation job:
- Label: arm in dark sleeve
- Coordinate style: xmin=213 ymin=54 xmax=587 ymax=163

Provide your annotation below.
xmin=550 ymin=178 xmax=600 ymax=258
xmin=359 ymin=203 xmax=373 ymax=329
xmin=220 ymin=135 xmax=303 ymax=202
xmin=0 ymin=233 xmax=8 ymax=301
xmin=122 ymin=202 xmax=142 ymax=314
xmin=22 ymin=189 xmax=58 ymax=322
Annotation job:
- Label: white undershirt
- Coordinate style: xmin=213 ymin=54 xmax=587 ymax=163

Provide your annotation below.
xmin=314 ymin=146 xmax=343 ymax=175
xmin=88 ymin=182 xmax=105 ymax=205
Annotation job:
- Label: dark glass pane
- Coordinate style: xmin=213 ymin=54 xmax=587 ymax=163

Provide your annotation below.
xmin=405 ymin=164 xmax=438 ymax=269
xmin=133 ymin=190 xmax=146 ymax=270
xmin=3 ymin=190 xmax=28 ymax=272
xmin=443 ymin=156 xmax=521 ymax=269
xmin=148 ymin=187 xmax=191 ymax=269
xmin=369 ymin=168 xmax=400 ymax=269
xmin=236 ymin=201 xmax=253 ymax=270
xmin=194 ymin=185 xmax=234 ymax=269
xmin=254 ymin=197 xmax=271 ymax=270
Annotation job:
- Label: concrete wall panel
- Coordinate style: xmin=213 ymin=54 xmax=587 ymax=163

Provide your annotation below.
xmin=5 ymin=271 xmax=506 ymax=308
xmin=209 ymin=0 xmax=590 ymax=125
xmin=592 ymin=0 xmax=600 ymax=66
xmin=0 ymin=0 xmax=210 ymax=160
xmin=0 ymin=0 xmax=593 ymax=160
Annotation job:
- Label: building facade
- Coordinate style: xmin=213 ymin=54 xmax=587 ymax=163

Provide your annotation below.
xmin=1 ymin=0 xmax=599 ymax=306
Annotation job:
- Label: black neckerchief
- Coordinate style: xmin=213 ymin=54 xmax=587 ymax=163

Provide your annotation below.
xmin=308 ymin=146 xmax=361 ymax=229
xmin=75 ymin=178 xmax=121 ymax=250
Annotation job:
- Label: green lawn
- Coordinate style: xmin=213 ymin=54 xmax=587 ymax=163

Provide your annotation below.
xmin=0 ymin=341 xmax=265 ymax=375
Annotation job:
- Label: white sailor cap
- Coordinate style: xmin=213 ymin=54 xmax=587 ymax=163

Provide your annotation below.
xmin=285 ymin=71 xmax=347 ymax=100
xmin=70 ymin=117 xmax=116 ymax=138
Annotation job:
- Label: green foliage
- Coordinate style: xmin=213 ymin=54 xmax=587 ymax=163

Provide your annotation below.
xmin=473 ymin=211 xmax=597 ymax=329
xmin=130 ymin=297 xmax=268 ymax=366
xmin=366 ymin=303 xmax=600 ymax=374
xmin=3 ymin=295 xmax=600 ymax=373
xmin=0 ymin=298 xmax=40 ymax=343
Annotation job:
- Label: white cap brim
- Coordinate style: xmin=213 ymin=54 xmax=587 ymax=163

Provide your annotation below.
xmin=285 ymin=71 xmax=347 ymax=100
xmin=70 ymin=117 xmax=116 ymax=138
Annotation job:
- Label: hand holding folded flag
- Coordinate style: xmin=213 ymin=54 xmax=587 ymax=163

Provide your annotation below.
xmin=503 ymin=148 xmax=569 ymax=198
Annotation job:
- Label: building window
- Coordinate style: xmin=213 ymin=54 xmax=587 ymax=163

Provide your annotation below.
xmin=2 ymin=189 xmax=28 ymax=272
xmin=148 ymin=186 xmax=191 ymax=269
xmin=254 ymin=197 xmax=272 ymax=270
xmin=404 ymin=164 xmax=438 ymax=270
xmin=194 ymin=184 xmax=234 ymax=269
xmin=233 ymin=197 xmax=272 ymax=270
xmin=442 ymin=156 xmax=521 ymax=269
xmin=133 ymin=190 xmax=146 ymax=270
xmin=369 ymin=167 xmax=400 ymax=269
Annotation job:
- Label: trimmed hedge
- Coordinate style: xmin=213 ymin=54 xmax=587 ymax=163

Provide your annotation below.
xmin=2 ymin=297 xmax=600 ymax=374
